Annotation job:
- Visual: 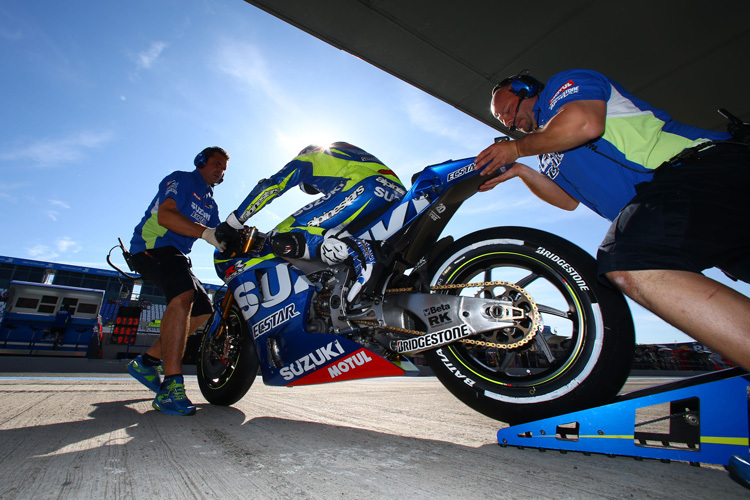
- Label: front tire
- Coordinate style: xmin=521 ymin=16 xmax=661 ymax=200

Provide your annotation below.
xmin=423 ymin=227 xmax=634 ymax=424
xmin=197 ymin=303 xmax=259 ymax=405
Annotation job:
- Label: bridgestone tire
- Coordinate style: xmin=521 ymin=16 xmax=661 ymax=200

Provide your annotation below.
xmin=197 ymin=303 xmax=259 ymax=405
xmin=423 ymin=226 xmax=634 ymax=425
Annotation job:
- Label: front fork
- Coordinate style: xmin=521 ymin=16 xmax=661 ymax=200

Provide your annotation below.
xmin=212 ymin=226 xmax=262 ymax=362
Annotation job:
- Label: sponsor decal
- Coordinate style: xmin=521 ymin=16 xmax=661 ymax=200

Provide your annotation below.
xmin=244 ymin=188 xmax=280 ymax=219
xmin=549 ymin=80 xmax=579 ymax=111
xmin=307 ymin=185 xmax=365 ymax=227
xmin=166 ymin=180 xmax=179 ymax=196
xmin=447 ymin=163 xmax=475 ymax=182
xmin=252 ymin=303 xmax=300 ymax=339
xmin=374 ymin=176 xmax=406 ymax=196
xmin=535 ymin=247 xmax=590 ymax=291
xmin=192 ymin=192 xmax=202 ymax=202
xmin=223 ymin=260 xmax=248 ymax=282
xmin=280 ymin=340 xmax=346 ymax=380
xmin=190 ymin=201 xmax=211 ymax=225
xmin=292 ymin=183 xmax=344 ymax=216
xmin=539 ymin=152 xmax=563 ymax=180
xmin=437 ymin=348 xmax=476 ymax=387
xmin=327 ymin=349 xmax=373 ymax=378
xmin=363 ymin=197 xmax=430 ymax=240
xmin=395 ymin=324 xmax=473 ymax=353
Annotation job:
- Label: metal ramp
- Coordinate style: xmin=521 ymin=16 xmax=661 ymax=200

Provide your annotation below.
xmin=497 ymin=368 xmax=750 ymax=466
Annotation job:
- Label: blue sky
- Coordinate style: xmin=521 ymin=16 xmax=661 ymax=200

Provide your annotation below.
xmin=1 ymin=0 xmax=747 ymax=344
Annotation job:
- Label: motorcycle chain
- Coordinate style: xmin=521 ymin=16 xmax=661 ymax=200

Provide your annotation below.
xmin=355 ymin=281 xmax=541 ymax=350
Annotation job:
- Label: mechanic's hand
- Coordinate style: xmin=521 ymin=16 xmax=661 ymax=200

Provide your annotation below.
xmin=201 ymin=227 xmax=227 ymax=252
xmin=215 ymin=222 xmax=244 ymax=256
xmin=475 ymin=140 xmax=520 ymax=177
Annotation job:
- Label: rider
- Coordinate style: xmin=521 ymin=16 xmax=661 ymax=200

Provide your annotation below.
xmin=219 ymin=142 xmax=405 ymax=303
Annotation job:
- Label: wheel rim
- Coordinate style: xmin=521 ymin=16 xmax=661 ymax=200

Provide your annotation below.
xmin=201 ymin=309 xmax=243 ymax=389
xmin=439 ymin=251 xmax=590 ymax=389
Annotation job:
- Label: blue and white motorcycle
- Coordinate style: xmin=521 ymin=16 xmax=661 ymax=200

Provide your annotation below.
xmin=197 ymin=156 xmax=634 ymax=424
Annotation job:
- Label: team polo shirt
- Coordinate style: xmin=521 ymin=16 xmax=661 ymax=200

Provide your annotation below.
xmin=130 ymin=169 xmax=219 ymax=255
xmin=533 ymin=69 xmax=730 ymax=220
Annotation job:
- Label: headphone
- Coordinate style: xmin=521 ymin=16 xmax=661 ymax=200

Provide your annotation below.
xmin=194 ymin=146 xmax=228 ymax=185
xmin=492 ymin=70 xmax=544 ymax=99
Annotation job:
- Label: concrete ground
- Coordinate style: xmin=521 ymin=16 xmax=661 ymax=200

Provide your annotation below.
xmin=0 ymin=360 xmax=747 ymax=499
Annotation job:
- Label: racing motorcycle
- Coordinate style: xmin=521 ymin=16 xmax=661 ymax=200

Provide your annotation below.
xmin=198 ymin=155 xmax=635 ymax=425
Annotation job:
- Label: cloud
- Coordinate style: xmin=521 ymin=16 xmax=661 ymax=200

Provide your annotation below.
xmin=402 ymin=88 xmax=486 ymax=148
xmin=136 ymin=41 xmax=166 ymax=69
xmin=55 ymin=237 xmax=78 ymax=253
xmin=0 ymin=130 xmax=113 ymax=167
xmin=27 ymin=244 xmax=57 ymax=260
xmin=215 ymin=39 xmax=292 ymax=112
xmin=49 ymin=199 xmax=70 ymax=209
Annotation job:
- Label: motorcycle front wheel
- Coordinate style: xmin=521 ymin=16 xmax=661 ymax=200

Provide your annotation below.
xmin=197 ymin=302 xmax=259 ymax=405
xmin=423 ymin=226 xmax=634 ymax=425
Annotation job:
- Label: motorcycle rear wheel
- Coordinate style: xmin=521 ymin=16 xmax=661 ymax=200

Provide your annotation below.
xmin=423 ymin=226 xmax=634 ymax=425
xmin=197 ymin=302 xmax=259 ymax=405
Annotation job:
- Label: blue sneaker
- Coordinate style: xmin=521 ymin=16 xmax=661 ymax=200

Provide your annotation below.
xmin=127 ymin=355 xmax=162 ymax=393
xmin=153 ymin=376 xmax=196 ymax=416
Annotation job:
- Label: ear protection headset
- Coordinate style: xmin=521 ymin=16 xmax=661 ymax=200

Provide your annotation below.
xmin=492 ymin=70 xmax=544 ymax=131
xmin=492 ymin=70 xmax=544 ymax=99
xmin=194 ymin=146 xmax=228 ymax=185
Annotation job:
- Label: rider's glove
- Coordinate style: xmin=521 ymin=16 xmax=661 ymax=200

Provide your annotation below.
xmin=201 ymin=227 xmax=227 ymax=252
xmin=320 ymin=238 xmax=350 ymax=265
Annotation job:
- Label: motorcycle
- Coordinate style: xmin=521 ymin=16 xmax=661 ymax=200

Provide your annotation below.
xmin=198 ymin=155 xmax=635 ymax=425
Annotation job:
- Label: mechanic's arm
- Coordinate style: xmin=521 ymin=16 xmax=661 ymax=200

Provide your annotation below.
xmin=475 ymin=99 xmax=606 ymax=210
xmin=157 ymin=197 xmax=229 ymax=252
xmin=478 ymin=162 xmax=579 ymax=211
xmin=157 ymin=198 xmax=206 ymax=237
xmin=477 ymin=100 xmax=606 ymax=175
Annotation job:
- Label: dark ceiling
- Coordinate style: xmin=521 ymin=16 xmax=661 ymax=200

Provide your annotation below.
xmin=244 ymin=0 xmax=749 ymax=137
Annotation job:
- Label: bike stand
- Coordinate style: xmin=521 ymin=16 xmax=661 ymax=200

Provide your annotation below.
xmin=496 ymin=367 xmax=750 ymax=466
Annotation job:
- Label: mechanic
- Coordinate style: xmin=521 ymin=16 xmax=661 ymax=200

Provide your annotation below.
xmin=475 ymin=68 xmax=750 ymax=370
xmin=218 ymin=142 xmax=405 ymax=304
xmin=127 ymin=146 xmax=230 ymax=416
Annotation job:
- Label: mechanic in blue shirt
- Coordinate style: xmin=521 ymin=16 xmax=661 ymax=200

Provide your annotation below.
xmin=476 ymin=69 xmax=750 ymax=370
xmin=127 ymin=146 xmax=230 ymax=416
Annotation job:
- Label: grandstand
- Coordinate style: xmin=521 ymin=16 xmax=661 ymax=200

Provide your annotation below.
xmin=0 ymin=255 xmax=222 ymax=358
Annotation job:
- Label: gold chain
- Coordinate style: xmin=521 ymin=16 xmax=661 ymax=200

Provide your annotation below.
xmin=354 ymin=281 xmax=541 ymax=350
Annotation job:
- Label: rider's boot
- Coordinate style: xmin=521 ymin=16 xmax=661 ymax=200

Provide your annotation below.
xmin=319 ymin=236 xmax=379 ymax=304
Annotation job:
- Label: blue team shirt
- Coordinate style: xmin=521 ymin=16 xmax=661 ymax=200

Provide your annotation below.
xmin=533 ymin=69 xmax=730 ymax=220
xmin=130 ymin=169 xmax=219 ymax=255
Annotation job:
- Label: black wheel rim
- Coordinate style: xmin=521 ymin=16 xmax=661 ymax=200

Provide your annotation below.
xmin=440 ymin=251 xmax=591 ymax=389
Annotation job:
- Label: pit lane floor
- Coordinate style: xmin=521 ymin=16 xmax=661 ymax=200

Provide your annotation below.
xmin=0 ymin=363 xmax=747 ymax=499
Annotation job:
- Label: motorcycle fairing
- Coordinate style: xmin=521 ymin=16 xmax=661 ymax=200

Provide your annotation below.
xmin=214 ymin=243 xmax=403 ymax=387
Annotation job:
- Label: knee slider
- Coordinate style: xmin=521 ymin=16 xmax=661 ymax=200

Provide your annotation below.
xmin=270 ymin=232 xmax=307 ymax=259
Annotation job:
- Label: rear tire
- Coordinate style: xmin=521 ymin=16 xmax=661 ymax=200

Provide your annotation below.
xmin=197 ymin=303 xmax=259 ymax=405
xmin=423 ymin=226 xmax=634 ymax=424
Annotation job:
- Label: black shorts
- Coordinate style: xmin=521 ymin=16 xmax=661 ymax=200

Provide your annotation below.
xmin=597 ymin=143 xmax=750 ymax=283
xmin=130 ymin=246 xmax=213 ymax=317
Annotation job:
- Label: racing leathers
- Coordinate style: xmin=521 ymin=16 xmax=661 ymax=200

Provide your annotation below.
xmin=225 ymin=142 xmax=405 ymax=303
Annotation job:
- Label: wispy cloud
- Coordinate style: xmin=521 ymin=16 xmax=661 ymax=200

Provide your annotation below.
xmin=49 ymin=199 xmax=70 ymax=209
xmin=0 ymin=130 xmax=113 ymax=167
xmin=136 ymin=41 xmax=167 ymax=69
xmin=402 ymin=88 xmax=486 ymax=148
xmin=55 ymin=237 xmax=78 ymax=253
xmin=215 ymin=39 xmax=293 ymax=112
xmin=26 ymin=237 xmax=80 ymax=260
